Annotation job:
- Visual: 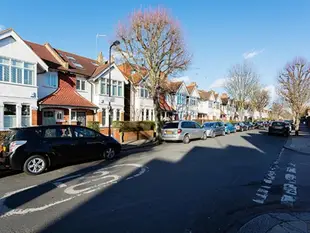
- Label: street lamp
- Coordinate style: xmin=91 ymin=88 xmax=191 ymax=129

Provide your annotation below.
xmin=108 ymin=40 xmax=121 ymax=137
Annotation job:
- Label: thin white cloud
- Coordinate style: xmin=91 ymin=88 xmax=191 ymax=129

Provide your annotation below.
xmin=209 ymin=78 xmax=226 ymax=89
xmin=243 ymin=49 xmax=265 ymax=59
xmin=0 ymin=25 xmax=5 ymax=31
xmin=171 ymin=76 xmax=191 ymax=83
xmin=263 ymin=84 xmax=277 ymax=103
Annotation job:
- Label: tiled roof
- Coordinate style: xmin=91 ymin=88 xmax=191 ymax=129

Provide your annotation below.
xmin=159 ymin=95 xmax=174 ymax=111
xmin=168 ymin=81 xmax=183 ymax=92
xmin=186 ymin=82 xmax=197 ymax=94
xmin=39 ymin=75 xmax=97 ymax=108
xmin=25 ymin=41 xmax=109 ymax=78
xmin=198 ymin=90 xmax=212 ymax=100
xmin=118 ymin=63 xmax=148 ymax=85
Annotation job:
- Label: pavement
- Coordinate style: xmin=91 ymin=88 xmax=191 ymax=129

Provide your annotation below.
xmin=284 ymin=125 xmax=310 ymax=155
xmin=1 ymin=128 xmax=310 ymax=233
xmin=121 ymin=138 xmax=157 ymax=151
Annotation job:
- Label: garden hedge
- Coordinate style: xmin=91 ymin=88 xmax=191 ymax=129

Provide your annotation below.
xmin=112 ymin=121 xmax=155 ymax=132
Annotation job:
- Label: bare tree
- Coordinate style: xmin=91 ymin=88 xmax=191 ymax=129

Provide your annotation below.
xmin=116 ymin=7 xmax=191 ymax=140
xmin=277 ymin=57 xmax=310 ymax=135
xmin=251 ymin=88 xmax=270 ymax=119
xmin=270 ymin=101 xmax=284 ymax=120
xmin=224 ymin=62 xmax=260 ymax=120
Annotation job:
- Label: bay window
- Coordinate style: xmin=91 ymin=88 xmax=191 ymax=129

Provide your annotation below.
xmin=4 ymin=104 xmax=16 ymax=128
xmin=100 ymin=78 xmax=107 ymax=94
xmin=71 ymin=111 xmax=77 ymax=121
xmin=112 ymin=81 xmax=117 ymax=96
xmin=208 ymin=101 xmax=213 ymax=108
xmin=118 ymin=81 xmax=122 ymax=96
xmin=0 ymin=57 xmax=35 ymax=85
xmin=140 ymin=87 xmax=149 ymax=98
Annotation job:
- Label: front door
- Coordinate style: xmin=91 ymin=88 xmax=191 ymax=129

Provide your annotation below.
xmin=43 ymin=111 xmax=56 ymax=125
xmin=77 ymin=112 xmax=86 ymax=126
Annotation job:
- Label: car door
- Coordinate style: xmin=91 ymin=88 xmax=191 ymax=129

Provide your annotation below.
xmin=71 ymin=126 xmax=104 ymax=160
xmin=219 ymin=122 xmax=225 ymax=134
xmin=214 ymin=122 xmax=220 ymax=135
xmin=194 ymin=122 xmax=203 ymax=138
xmin=42 ymin=126 xmax=75 ymax=165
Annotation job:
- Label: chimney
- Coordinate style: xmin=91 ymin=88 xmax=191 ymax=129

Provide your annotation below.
xmin=44 ymin=43 xmax=69 ymax=69
xmin=97 ymin=52 xmax=105 ymax=64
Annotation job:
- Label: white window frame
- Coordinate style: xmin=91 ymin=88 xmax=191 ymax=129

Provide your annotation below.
xmin=112 ymin=80 xmax=117 ymax=96
xmin=71 ymin=111 xmax=77 ymax=121
xmin=0 ymin=56 xmax=35 ymax=86
xmin=76 ymin=78 xmax=86 ymax=91
xmin=3 ymin=103 xmax=17 ymax=129
xmin=100 ymin=78 xmax=107 ymax=95
xmin=117 ymin=81 xmax=123 ymax=97
xmin=55 ymin=110 xmax=64 ymax=122
xmin=21 ymin=104 xmax=31 ymax=127
xmin=46 ymin=73 xmax=58 ymax=88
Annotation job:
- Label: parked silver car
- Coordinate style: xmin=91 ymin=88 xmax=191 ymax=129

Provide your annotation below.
xmin=162 ymin=121 xmax=207 ymax=144
xmin=203 ymin=121 xmax=226 ymax=138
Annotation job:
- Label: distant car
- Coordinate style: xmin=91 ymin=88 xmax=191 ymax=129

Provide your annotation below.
xmin=162 ymin=121 xmax=207 ymax=144
xmin=0 ymin=125 xmax=122 ymax=175
xmin=224 ymin=122 xmax=236 ymax=134
xmin=235 ymin=122 xmax=247 ymax=132
xmin=284 ymin=120 xmax=294 ymax=130
xmin=244 ymin=122 xmax=254 ymax=130
xmin=255 ymin=121 xmax=264 ymax=129
xmin=268 ymin=121 xmax=290 ymax=137
xmin=203 ymin=121 xmax=226 ymax=138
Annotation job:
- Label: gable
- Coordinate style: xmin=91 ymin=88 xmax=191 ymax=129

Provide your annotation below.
xmin=0 ymin=29 xmax=48 ymax=72
xmin=191 ymin=88 xmax=200 ymax=98
xmin=177 ymin=82 xmax=189 ymax=95
xmin=92 ymin=64 xmax=128 ymax=84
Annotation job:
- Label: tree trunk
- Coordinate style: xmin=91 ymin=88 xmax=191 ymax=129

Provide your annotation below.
xmin=295 ymin=112 xmax=300 ymax=136
xmin=154 ymin=96 xmax=163 ymax=142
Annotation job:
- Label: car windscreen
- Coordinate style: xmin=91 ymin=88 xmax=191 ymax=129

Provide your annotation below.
xmin=272 ymin=122 xmax=285 ymax=127
xmin=163 ymin=122 xmax=179 ymax=129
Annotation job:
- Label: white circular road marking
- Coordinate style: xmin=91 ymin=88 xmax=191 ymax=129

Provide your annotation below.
xmin=0 ymin=163 xmax=149 ymax=218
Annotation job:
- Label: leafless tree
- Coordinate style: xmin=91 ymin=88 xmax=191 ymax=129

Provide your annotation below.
xmin=116 ymin=7 xmax=191 ymax=140
xmin=224 ymin=62 xmax=260 ymax=120
xmin=251 ymin=88 xmax=270 ymax=119
xmin=277 ymin=57 xmax=310 ymax=135
xmin=270 ymin=101 xmax=284 ymax=120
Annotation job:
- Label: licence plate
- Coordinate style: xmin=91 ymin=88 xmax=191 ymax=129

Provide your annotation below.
xmin=274 ymin=126 xmax=283 ymax=129
xmin=165 ymin=131 xmax=173 ymax=135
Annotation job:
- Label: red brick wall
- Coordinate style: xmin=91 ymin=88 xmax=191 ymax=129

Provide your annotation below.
xmin=100 ymin=128 xmax=154 ymax=143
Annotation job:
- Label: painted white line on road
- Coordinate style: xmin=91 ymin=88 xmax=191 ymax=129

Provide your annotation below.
xmin=252 ymin=148 xmax=285 ymax=204
xmin=281 ymin=163 xmax=297 ymax=206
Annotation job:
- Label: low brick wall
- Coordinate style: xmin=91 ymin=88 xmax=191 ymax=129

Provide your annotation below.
xmin=100 ymin=127 xmax=154 ymax=143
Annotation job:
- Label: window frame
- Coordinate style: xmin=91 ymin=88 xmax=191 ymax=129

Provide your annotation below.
xmin=46 ymin=73 xmax=58 ymax=88
xmin=76 ymin=78 xmax=86 ymax=91
xmin=72 ymin=126 xmax=96 ymax=138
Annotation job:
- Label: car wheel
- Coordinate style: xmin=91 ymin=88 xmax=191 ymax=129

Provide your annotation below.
xmin=23 ymin=155 xmax=47 ymax=175
xmin=104 ymin=147 xmax=116 ymax=160
xmin=202 ymin=132 xmax=207 ymax=140
xmin=183 ymin=135 xmax=190 ymax=144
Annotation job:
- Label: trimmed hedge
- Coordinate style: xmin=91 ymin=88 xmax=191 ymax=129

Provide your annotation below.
xmin=87 ymin=121 xmax=100 ymax=132
xmin=112 ymin=121 xmax=155 ymax=132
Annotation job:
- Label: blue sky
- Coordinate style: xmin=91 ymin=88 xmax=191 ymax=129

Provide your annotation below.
xmin=1 ymin=0 xmax=310 ymax=101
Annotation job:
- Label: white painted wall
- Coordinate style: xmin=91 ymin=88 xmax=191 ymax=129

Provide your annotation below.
xmin=76 ymin=76 xmax=92 ymax=101
xmin=37 ymin=72 xmax=58 ymax=99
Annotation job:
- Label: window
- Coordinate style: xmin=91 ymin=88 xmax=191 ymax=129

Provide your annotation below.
xmin=141 ymin=109 xmax=144 ymax=120
xmin=146 ymin=109 xmax=149 ymax=120
xmin=118 ymin=81 xmax=122 ymax=96
xmin=140 ymin=86 xmax=149 ymax=98
xmin=100 ymin=78 xmax=107 ymax=95
xmin=11 ymin=60 xmax=23 ymax=83
xmin=44 ymin=111 xmax=54 ymax=118
xmin=102 ymin=108 xmax=106 ymax=126
xmin=0 ymin=57 xmax=10 ymax=82
xmin=76 ymin=79 xmax=86 ymax=91
xmin=181 ymin=121 xmax=194 ymax=128
xmin=116 ymin=109 xmax=120 ymax=121
xmin=73 ymin=127 xmax=96 ymax=138
xmin=71 ymin=111 xmax=77 ymax=121
xmin=44 ymin=127 xmax=72 ymax=138
xmin=4 ymin=104 xmax=16 ymax=128
xmin=216 ymin=103 xmax=220 ymax=109
xmin=56 ymin=111 xmax=64 ymax=121
xmin=208 ymin=101 xmax=213 ymax=108
xmin=112 ymin=81 xmax=117 ymax=96
xmin=46 ymin=73 xmax=57 ymax=88
xmin=195 ymin=122 xmax=201 ymax=128
xmin=151 ymin=110 xmax=154 ymax=121
xmin=190 ymin=98 xmax=197 ymax=106
xmin=21 ymin=105 xmax=30 ymax=127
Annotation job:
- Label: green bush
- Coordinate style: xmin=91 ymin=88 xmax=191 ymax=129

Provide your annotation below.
xmin=87 ymin=121 xmax=100 ymax=132
xmin=112 ymin=121 xmax=155 ymax=132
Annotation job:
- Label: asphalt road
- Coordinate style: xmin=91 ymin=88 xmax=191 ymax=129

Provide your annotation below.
xmin=1 ymin=129 xmax=310 ymax=233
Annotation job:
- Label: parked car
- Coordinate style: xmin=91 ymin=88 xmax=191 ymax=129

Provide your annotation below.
xmin=268 ymin=121 xmax=290 ymax=137
xmin=234 ymin=122 xmax=247 ymax=132
xmin=224 ymin=122 xmax=236 ymax=134
xmin=162 ymin=121 xmax=207 ymax=144
xmin=255 ymin=121 xmax=264 ymax=129
xmin=244 ymin=122 xmax=254 ymax=130
xmin=203 ymin=121 xmax=226 ymax=138
xmin=0 ymin=125 xmax=121 ymax=175
xmin=284 ymin=120 xmax=294 ymax=130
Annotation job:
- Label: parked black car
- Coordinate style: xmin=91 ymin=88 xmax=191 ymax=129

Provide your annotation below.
xmin=0 ymin=125 xmax=121 ymax=175
xmin=244 ymin=122 xmax=254 ymax=130
xmin=268 ymin=121 xmax=290 ymax=137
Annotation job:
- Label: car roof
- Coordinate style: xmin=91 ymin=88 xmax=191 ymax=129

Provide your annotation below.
xmin=10 ymin=125 xmax=89 ymax=130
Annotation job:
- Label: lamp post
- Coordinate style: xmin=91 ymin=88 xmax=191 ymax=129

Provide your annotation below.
xmin=108 ymin=40 xmax=120 ymax=137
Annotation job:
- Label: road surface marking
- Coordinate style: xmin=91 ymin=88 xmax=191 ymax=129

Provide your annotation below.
xmin=281 ymin=163 xmax=297 ymax=206
xmin=0 ymin=163 xmax=148 ymax=218
xmin=252 ymin=148 xmax=284 ymax=204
